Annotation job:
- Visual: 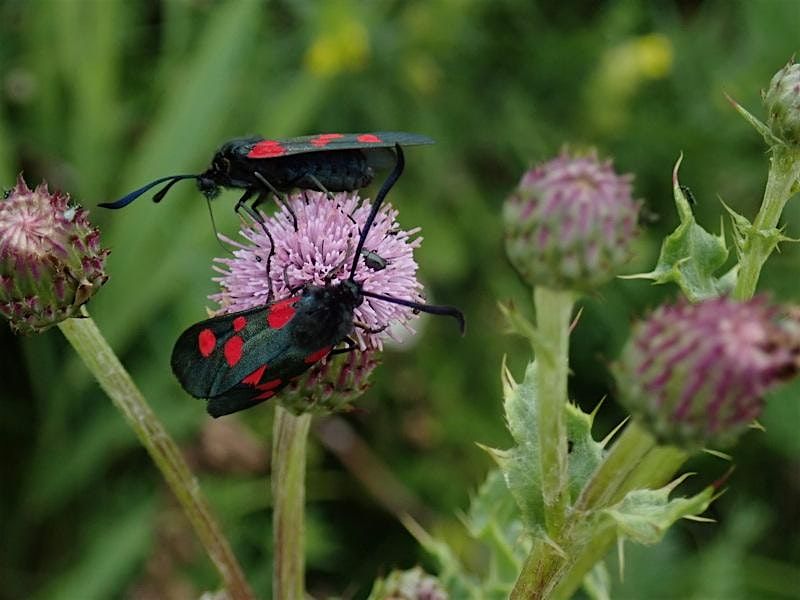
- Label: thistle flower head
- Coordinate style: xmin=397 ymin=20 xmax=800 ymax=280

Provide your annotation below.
xmin=212 ymin=190 xmax=424 ymax=413
xmin=368 ymin=566 xmax=447 ymax=600
xmin=614 ymin=297 xmax=800 ymax=449
xmin=763 ymin=58 xmax=800 ymax=147
xmin=0 ymin=176 xmax=108 ymax=334
xmin=503 ymin=150 xmax=639 ymax=291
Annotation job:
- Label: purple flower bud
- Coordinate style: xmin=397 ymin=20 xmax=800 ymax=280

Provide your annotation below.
xmin=369 ymin=566 xmax=448 ymax=600
xmin=504 ymin=150 xmax=639 ymax=291
xmin=0 ymin=176 xmax=109 ymax=334
xmin=212 ymin=190 xmax=424 ymax=414
xmin=763 ymin=58 xmax=800 ymax=147
xmin=614 ymin=297 xmax=800 ymax=449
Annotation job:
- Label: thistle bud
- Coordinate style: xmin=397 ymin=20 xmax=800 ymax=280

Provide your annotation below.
xmin=0 ymin=176 xmax=109 ymax=334
xmin=614 ymin=297 xmax=800 ymax=449
xmin=504 ymin=150 xmax=639 ymax=291
xmin=763 ymin=58 xmax=800 ymax=147
xmin=368 ymin=566 xmax=448 ymax=600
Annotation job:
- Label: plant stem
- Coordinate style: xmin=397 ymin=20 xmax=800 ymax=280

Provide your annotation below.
xmin=575 ymin=420 xmax=661 ymax=511
xmin=734 ymin=146 xmax=800 ymax=300
xmin=532 ymin=286 xmax=575 ymax=537
xmin=58 ymin=316 xmax=253 ymax=600
xmin=272 ymin=405 xmax=311 ymax=600
xmin=511 ymin=421 xmax=688 ymax=599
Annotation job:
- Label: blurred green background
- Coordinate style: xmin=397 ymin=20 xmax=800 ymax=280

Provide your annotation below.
xmin=1 ymin=1 xmax=799 ymax=598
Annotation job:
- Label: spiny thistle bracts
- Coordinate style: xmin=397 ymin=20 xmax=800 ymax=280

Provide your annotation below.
xmin=763 ymin=58 xmax=800 ymax=147
xmin=614 ymin=297 xmax=800 ymax=449
xmin=0 ymin=176 xmax=108 ymax=334
xmin=503 ymin=150 xmax=639 ymax=291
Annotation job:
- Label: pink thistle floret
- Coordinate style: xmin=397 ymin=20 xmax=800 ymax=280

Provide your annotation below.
xmin=504 ymin=149 xmax=639 ymax=291
xmin=615 ymin=297 xmax=800 ymax=449
xmin=210 ymin=190 xmax=424 ymax=412
xmin=0 ymin=175 xmax=108 ymax=334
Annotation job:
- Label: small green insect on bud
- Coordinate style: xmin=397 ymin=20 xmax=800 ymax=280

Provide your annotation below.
xmin=763 ymin=58 xmax=800 ymax=147
xmin=368 ymin=566 xmax=448 ymax=600
xmin=614 ymin=297 xmax=800 ymax=450
xmin=0 ymin=176 xmax=109 ymax=334
xmin=503 ymin=150 xmax=640 ymax=291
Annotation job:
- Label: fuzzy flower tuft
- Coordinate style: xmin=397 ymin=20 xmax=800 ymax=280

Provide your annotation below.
xmin=763 ymin=58 xmax=800 ymax=147
xmin=504 ymin=150 xmax=639 ymax=291
xmin=212 ymin=190 xmax=424 ymax=413
xmin=0 ymin=175 xmax=108 ymax=334
xmin=614 ymin=297 xmax=800 ymax=449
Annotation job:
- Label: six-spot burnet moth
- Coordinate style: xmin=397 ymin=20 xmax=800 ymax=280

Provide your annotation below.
xmin=170 ymin=144 xmax=465 ymax=417
xmin=98 ymin=132 xmax=434 ymax=223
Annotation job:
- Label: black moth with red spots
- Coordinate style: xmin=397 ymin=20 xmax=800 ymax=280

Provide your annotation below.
xmin=98 ymin=132 xmax=434 ymax=217
xmin=171 ymin=289 xmax=357 ymax=417
xmin=169 ymin=145 xmax=465 ymax=417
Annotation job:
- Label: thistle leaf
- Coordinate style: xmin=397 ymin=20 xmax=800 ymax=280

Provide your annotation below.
xmin=622 ymin=156 xmax=729 ymax=301
xmin=600 ymin=474 xmax=714 ymax=546
xmin=499 ymin=361 xmax=605 ymax=529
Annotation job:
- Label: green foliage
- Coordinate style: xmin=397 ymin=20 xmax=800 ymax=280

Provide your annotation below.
xmin=414 ymin=469 xmax=525 ymax=599
xmin=600 ymin=473 xmax=714 ymax=546
xmin=485 ymin=361 xmax=605 ymax=531
xmin=625 ymin=157 xmax=731 ymax=300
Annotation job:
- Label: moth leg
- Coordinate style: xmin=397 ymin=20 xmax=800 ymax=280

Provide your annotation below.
xmin=354 ymin=321 xmax=387 ymax=335
xmin=252 ymin=171 xmax=298 ymax=231
xmin=329 ymin=337 xmax=358 ymax=356
xmin=306 ymin=173 xmax=335 ymax=201
xmin=283 ymin=264 xmax=305 ymax=295
xmin=234 ymin=190 xmax=275 ymax=301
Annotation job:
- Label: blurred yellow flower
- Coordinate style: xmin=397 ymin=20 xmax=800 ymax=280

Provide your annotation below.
xmin=585 ymin=33 xmax=674 ymax=133
xmin=304 ymin=16 xmax=370 ymax=77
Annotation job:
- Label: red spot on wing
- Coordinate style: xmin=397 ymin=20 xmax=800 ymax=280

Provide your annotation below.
xmin=304 ymin=345 xmax=332 ymax=364
xmin=253 ymin=390 xmax=276 ymax=401
xmin=198 ymin=329 xmax=216 ymax=357
xmin=257 ymin=378 xmax=283 ymax=391
xmin=268 ymin=297 xmax=300 ymax=329
xmin=311 ymin=133 xmax=344 ymax=147
xmin=248 ymin=140 xmax=286 ymax=158
xmin=233 ymin=316 xmax=247 ymax=332
xmin=224 ymin=336 xmax=244 ymax=367
xmin=242 ymin=364 xmax=267 ymax=386
xmin=356 ymin=133 xmax=382 ymax=143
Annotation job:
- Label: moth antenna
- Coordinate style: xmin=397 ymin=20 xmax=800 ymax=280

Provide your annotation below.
xmin=98 ymin=174 xmax=198 ymax=209
xmin=153 ymin=175 xmax=197 ymax=203
xmin=349 ymin=144 xmax=404 ymax=280
xmin=361 ymin=289 xmax=466 ymax=335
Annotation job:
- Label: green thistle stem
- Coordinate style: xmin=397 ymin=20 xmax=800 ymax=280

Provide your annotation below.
xmin=576 ymin=420 xmax=664 ymax=511
xmin=733 ymin=146 xmax=800 ymax=300
xmin=533 ymin=286 xmax=574 ymax=536
xmin=58 ymin=315 xmax=253 ymax=600
xmin=511 ymin=421 xmax=688 ymax=599
xmin=272 ymin=406 xmax=311 ymax=600
xmin=548 ymin=423 xmax=688 ymax=600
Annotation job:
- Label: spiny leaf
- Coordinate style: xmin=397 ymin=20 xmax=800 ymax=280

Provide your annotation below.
xmin=566 ymin=402 xmax=605 ymax=500
xmin=600 ymin=473 xmax=714 ymax=546
xmin=498 ymin=301 xmax=553 ymax=361
xmin=622 ymin=155 xmax=729 ymax=301
xmin=498 ymin=362 xmax=606 ymax=529
xmin=500 ymin=361 xmax=545 ymax=528
xmin=725 ymin=92 xmax=785 ymax=148
xmin=720 ymin=198 xmax=798 ymax=262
